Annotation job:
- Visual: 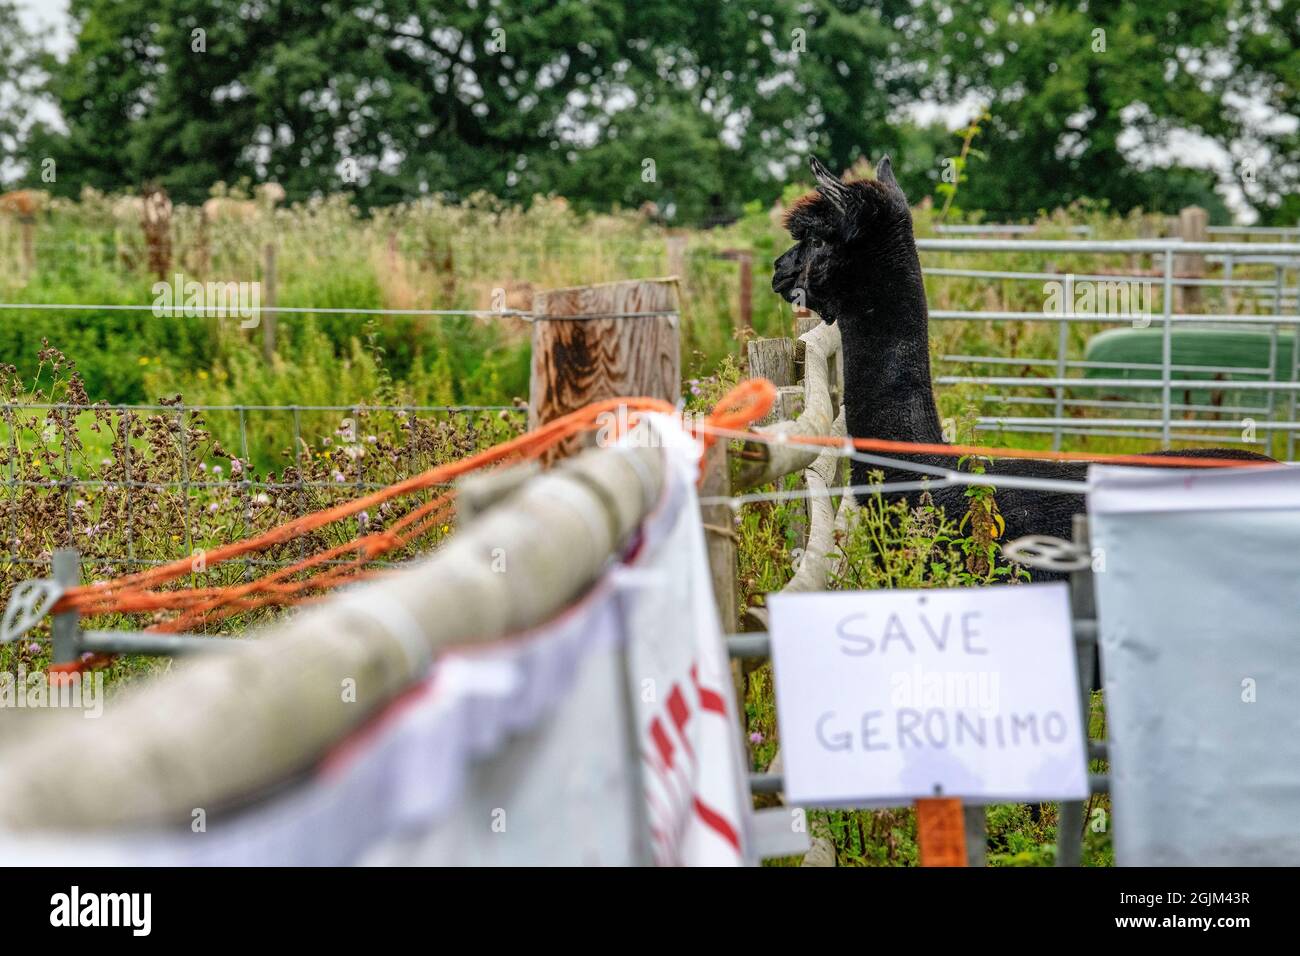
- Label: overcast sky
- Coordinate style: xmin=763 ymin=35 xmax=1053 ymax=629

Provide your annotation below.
xmin=13 ymin=0 xmax=1262 ymax=220
xmin=17 ymin=0 xmax=71 ymax=52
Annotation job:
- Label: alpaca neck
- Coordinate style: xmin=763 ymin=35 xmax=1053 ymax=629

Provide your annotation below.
xmin=827 ymin=232 xmax=945 ymax=448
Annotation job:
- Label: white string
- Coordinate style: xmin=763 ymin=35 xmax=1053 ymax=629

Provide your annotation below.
xmin=0 ymin=302 xmax=530 ymax=317
xmin=0 ymin=302 xmax=678 ymax=320
xmin=693 ymin=421 xmax=1092 ymax=496
xmin=700 ymin=478 xmax=960 ymax=508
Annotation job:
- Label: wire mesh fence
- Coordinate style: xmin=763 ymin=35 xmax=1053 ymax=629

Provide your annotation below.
xmin=0 ymin=400 xmax=527 ymax=631
xmin=917 ymin=238 xmax=1300 ymax=456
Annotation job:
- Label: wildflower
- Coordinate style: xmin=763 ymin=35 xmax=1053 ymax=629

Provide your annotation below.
xmin=749 ymin=732 xmax=764 ymax=745
xmin=198 ymin=462 xmax=207 ymax=472
xmin=230 ymin=458 xmax=244 ymax=475
xmin=254 ymin=493 xmax=270 ymax=505
xmin=207 ymin=502 xmax=220 ymax=513
xmin=26 ymin=642 xmax=39 ymax=654
xmin=73 ymin=498 xmax=86 ymax=510
xmin=212 ymin=465 xmax=223 ymax=476
xmin=357 ymin=511 xmax=369 ymax=530
xmin=332 ymin=471 xmax=345 ymax=483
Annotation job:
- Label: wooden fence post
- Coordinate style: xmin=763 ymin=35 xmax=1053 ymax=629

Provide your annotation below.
xmin=746 ymin=338 xmax=796 ymax=424
xmin=737 ymin=251 xmax=753 ymax=333
xmin=20 ymin=219 xmax=35 ymax=278
xmin=140 ymin=184 xmax=173 ymax=281
xmin=699 ymin=439 xmax=744 ymax=730
xmin=196 ymin=212 xmax=211 ymax=277
xmin=1175 ymin=205 xmax=1207 ymax=313
xmin=665 ymin=234 xmax=687 ymax=279
xmin=718 ymin=249 xmax=754 ymax=333
xmin=262 ymin=243 xmax=278 ymax=360
xmin=528 ymin=277 xmax=681 ymax=463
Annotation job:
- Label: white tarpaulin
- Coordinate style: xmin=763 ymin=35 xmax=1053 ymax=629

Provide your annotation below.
xmin=0 ymin=415 xmax=750 ymax=866
xmin=1088 ymin=463 xmax=1300 ymax=865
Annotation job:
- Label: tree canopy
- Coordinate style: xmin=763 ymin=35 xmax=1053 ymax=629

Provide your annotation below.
xmin=5 ymin=0 xmax=1298 ymax=223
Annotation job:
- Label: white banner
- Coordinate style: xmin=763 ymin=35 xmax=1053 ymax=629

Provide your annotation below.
xmin=770 ymin=583 xmax=1087 ymax=807
xmin=0 ymin=416 xmax=749 ymax=866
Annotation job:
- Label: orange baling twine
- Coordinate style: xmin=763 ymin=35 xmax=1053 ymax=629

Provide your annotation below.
xmin=49 ymin=380 xmax=773 ymax=649
xmin=46 ymin=376 xmax=1271 ymax=670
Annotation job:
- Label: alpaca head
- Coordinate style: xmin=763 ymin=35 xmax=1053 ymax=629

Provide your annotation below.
xmin=771 ymin=156 xmax=914 ymax=322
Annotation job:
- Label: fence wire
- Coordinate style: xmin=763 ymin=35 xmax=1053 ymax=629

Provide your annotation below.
xmin=0 ymin=403 xmax=527 ymax=606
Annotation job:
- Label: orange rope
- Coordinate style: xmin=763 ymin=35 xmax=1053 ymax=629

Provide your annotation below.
xmin=764 ymin=432 xmax=1277 ymax=470
xmin=44 ymin=375 xmax=1275 ymax=670
xmin=50 ymin=382 xmax=774 ymax=640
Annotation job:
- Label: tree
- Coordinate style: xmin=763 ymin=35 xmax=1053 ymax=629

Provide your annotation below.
xmin=919 ymin=1 xmax=1299 ymax=220
xmin=27 ymin=0 xmax=934 ymax=220
xmin=0 ymin=0 xmax=46 ymax=188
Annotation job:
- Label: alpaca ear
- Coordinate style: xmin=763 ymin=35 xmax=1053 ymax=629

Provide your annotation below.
xmin=876 ymin=155 xmax=898 ymax=188
xmin=809 ymin=155 xmax=852 ymax=212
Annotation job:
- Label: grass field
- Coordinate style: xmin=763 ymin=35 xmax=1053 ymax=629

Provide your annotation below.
xmin=1 ymin=187 xmax=1283 ymax=865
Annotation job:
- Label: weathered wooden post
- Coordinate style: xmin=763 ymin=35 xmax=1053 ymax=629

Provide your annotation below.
xmin=195 ymin=212 xmax=211 ymax=276
xmin=665 ymin=234 xmax=687 ymax=279
xmin=718 ymin=249 xmax=754 ymax=333
xmin=699 ymin=439 xmax=744 ymax=728
xmin=528 ymin=277 xmax=681 ymax=463
xmin=20 ymin=218 xmax=35 ymax=278
xmin=1175 ymin=205 xmax=1207 ymax=313
xmin=746 ymin=338 xmax=796 ymax=424
xmin=737 ymin=252 xmax=753 ymax=333
xmin=140 ymin=184 xmax=173 ymax=281
xmin=262 ymin=243 xmax=278 ymax=360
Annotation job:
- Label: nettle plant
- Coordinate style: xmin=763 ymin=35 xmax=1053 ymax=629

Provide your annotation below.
xmin=0 ymin=343 xmax=520 ymax=639
xmin=829 ymin=471 xmax=1029 ymax=591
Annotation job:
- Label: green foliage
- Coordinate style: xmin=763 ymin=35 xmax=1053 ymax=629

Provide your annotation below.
xmin=935 ymin=113 xmax=990 ymax=223
xmin=918 ymin=1 xmax=1297 ymax=220
xmin=0 ymin=0 xmax=42 ymax=181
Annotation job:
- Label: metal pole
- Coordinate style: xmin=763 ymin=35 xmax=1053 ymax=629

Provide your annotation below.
xmin=1054 ymin=273 xmax=1072 ymax=451
xmin=616 ymin=632 xmax=655 ymax=866
xmin=1223 ymin=254 xmax=1234 ymax=313
xmin=1057 ymin=514 xmax=1096 ymax=867
xmin=50 ymin=548 xmax=81 ymax=665
xmin=1291 ymin=266 xmax=1299 ymax=461
xmin=1268 ymin=264 xmax=1283 ymax=452
xmin=964 ymin=805 xmax=987 ymax=867
xmin=262 ymin=243 xmax=277 ymax=361
xmin=1161 ymin=249 xmax=1174 ymax=448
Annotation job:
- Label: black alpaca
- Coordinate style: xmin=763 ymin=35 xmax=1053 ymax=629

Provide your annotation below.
xmin=772 ymin=156 xmax=1271 ymax=564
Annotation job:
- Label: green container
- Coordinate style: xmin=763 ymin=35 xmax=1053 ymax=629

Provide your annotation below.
xmin=1082 ymin=327 xmax=1296 ymax=408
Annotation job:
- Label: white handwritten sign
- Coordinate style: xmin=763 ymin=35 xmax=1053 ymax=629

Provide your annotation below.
xmin=769 ymin=583 xmax=1088 ymax=806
